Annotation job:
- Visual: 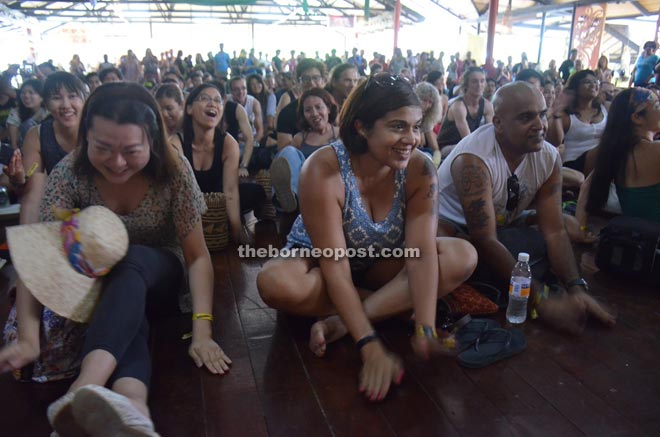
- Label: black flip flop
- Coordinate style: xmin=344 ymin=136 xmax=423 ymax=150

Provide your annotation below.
xmin=457 ymin=328 xmax=527 ymax=369
xmin=454 ymin=318 xmax=501 ymax=351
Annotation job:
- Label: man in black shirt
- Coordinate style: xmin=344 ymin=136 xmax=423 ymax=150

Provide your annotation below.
xmin=558 ymin=49 xmax=578 ymax=84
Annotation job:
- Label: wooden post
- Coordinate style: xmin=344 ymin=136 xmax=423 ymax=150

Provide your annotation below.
xmin=486 ymin=0 xmax=498 ymax=63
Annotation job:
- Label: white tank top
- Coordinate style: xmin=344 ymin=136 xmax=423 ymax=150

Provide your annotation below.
xmin=437 ymin=124 xmax=559 ymax=226
xmin=563 ymin=105 xmax=607 ymax=163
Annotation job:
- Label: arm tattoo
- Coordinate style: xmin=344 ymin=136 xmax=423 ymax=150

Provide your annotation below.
xmin=465 ymin=199 xmax=489 ymax=230
xmin=549 ymin=182 xmax=562 ymax=197
xmin=458 ymin=164 xmax=488 ymax=196
xmin=427 ymin=183 xmax=438 ymax=211
xmin=421 ymin=157 xmax=435 ymax=177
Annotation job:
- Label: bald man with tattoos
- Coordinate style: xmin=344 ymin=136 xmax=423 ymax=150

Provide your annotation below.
xmin=436 ymin=82 xmax=615 ymax=334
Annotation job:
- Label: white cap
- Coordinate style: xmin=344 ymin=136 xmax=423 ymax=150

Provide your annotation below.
xmin=518 ymin=252 xmax=530 ymax=262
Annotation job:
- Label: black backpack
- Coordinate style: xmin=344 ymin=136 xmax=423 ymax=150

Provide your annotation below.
xmin=596 ymin=216 xmax=660 ymax=285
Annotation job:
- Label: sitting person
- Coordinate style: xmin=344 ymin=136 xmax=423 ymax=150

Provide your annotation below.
xmin=414 ymin=82 xmax=444 ymax=167
xmin=325 ymin=63 xmax=359 ymax=113
xmin=0 ymin=82 xmax=231 ymax=435
xmin=437 ymin=81 xmax=616 ymax=334
xmin=276 ymin=59 xmax=327 ymax=150
xmin=182 ymin=83 xmax=265 ymax=242
xmin=547 ymin=69 xmax=607 ymax=178
xmin=257 ymin=73 xmax=477 ymax=401
xmin=227 ymin=76 xmax=261 ymax=176
xmin=436 ymin=66 xmax=494 ymax=157
xmin=270 ymin=88 xmax=338 ymax=213
xmin=579 ymin=87 xmax=660 ymax=224
xmin=6 ymin=79 xmax=49 ymax=149
xmin=154 ymin=82 xmax=185 ymax=150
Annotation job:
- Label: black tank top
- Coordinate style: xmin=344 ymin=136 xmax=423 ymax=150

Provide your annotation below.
xmin=223 ymin=101 xmax=239 ymax=141
xmin=182 ymin=132 xmax=225 ymax=193
xmin=39 ymin=118 xmax=68 ymax=174
xmin=437 ymin=97 xmax=485 ymax=147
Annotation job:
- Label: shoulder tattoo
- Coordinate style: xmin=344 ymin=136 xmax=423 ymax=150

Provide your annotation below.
xmin=457 ymin=164 xmax=488 ymax=196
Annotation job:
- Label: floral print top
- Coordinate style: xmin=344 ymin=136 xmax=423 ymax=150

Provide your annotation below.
xmin=3 ymin=152 xmax=206 ymax=382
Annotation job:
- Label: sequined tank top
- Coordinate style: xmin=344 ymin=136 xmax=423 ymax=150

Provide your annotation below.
xmin=286 ymin=141 xmax=406 ymax=272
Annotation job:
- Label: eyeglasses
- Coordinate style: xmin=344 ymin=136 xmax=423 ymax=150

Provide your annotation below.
xmin=300 ymin=74 xmax=322 ymax=84
xmin=506 ymin=174 xmax=520 ymax=212
xmin=196 ymin=94 xmax=222 ymax=105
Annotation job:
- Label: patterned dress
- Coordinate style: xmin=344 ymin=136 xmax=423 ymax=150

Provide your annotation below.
xmin=286 ymin=141 xmax=406 ymax=273
xmin=3 ymin=152 xmax=206 ymax=382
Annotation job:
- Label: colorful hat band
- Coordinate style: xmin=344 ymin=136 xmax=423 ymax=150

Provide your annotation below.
xmin=57 ymin=208 xmax=110 ymax=278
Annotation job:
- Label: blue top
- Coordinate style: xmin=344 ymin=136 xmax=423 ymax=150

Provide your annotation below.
xmin=214 ymin=51 xmax=230 ymax=73
xmin=616 ymin=183 xmax=660 ymax=223
xmin=634 ymin=54 xmax=659 ymax=86
xmin=286 ymin=141 xmax=407 ymax=272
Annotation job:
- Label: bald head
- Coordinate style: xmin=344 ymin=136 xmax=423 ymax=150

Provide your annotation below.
xmin=492 ymin=81 xmax=543 ymax=116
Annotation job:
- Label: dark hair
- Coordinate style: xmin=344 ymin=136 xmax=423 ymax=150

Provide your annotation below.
xmin=43 ymin=72 xmax=87 ymax=103
xmin=339 ymin=73 xmax=420 ymax=154
xmin=295 ymin=58 xmax=326 ymax=81
xmin=515 ymin=69 xmax=544 ymax=85
xmin=74 ymin=82 xmax=176 ymax=186
xmin=228 ymin=75 xmax=246 ymax=90
xmin=182 ymin=83 xmax=225 ymax=147
xmin=460 ymin=67 xmax=485 ymax=92
xmin=586 ymin=88 xmax=649 ymax=214
xmin=426 ymin=70 xmax=444 ymax=85
xmin=296 ymin=88 xmax=338 ymax=131
xmin=84 ymin=72 xmax=99 ymax=84
xmin=153 ymin=83 xmax=184 ymax=106
xmin=17 ymin=79 xmax=44 ymax=122
xmin=644 ymin=41 xmax=658 ymax=50
xmin=330 ymin=63 xmax=357 ymax=84
xmin=246 ymin=73 xmax=270 ymax=116
xmin=98 ymin=67 xmax=123 ymax=83
xmin=565 ymin=69 xmax=601 ymax=114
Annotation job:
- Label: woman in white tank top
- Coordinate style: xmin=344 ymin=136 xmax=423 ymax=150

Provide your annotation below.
xmin=547 ymin=69 xmax=609 ymax=175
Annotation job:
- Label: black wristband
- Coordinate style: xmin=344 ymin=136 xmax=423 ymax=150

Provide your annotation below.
xmin=356 ymin=332 xmax=378 ymax=350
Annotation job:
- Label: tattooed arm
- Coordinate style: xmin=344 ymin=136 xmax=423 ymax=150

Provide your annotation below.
xmin=405 ymin=152 xmax=439 ymax=329
xmin=450 ymin=154 xmax=517 ymax=282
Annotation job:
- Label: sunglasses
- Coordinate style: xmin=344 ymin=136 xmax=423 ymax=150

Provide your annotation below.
xmin=506 ymin=174 xmax=520 ymax=212
xmin=365 ymin=73 xmax=410 ymax=91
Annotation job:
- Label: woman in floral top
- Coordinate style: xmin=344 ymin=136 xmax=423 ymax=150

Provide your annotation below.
xmin=0 ymin=83 xmax=230 ymax=435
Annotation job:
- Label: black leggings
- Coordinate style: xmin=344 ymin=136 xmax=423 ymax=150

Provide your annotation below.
xmin=82 ymin=245 xmax=183 ymax=388
xmin=239 ymin=182 xmax=266 ymax=214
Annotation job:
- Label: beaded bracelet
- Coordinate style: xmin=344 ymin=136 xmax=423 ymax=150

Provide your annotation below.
xmin=356 ymin=332 xmax=379 ymax=350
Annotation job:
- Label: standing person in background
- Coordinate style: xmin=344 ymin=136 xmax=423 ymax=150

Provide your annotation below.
xmin=121 ymin=50 xmax=142 ymax=83
xmin=559 ymin=49 xmax=578 ymax=84
xmin=99 ymin=54 xmax=114 ymax=72
xmin=389 ymin=48 xmax=407 ymax=75
xmin=630 ymin=41 xmax=659 ymax=87
xmin=595 ymin=55 xmax=613 ymax=84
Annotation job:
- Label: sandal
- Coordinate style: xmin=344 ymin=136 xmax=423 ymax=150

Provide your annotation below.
xmin=453 ymin=317 xmax=501 ymax=351
xmin=457 ymin=328 xmax=526 ymax=369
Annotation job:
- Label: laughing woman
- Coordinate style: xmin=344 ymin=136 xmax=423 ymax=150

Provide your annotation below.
xmin=257 ymin=73 xmax=477 ymax=401
xmin=0 ymin=82 xmax=230 ymax=436
xmin=182 ymin=83 xmax=265 ymax=243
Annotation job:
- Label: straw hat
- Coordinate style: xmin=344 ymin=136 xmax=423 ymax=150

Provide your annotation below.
xmin=7 ymin=206 xmax=129 ymax=323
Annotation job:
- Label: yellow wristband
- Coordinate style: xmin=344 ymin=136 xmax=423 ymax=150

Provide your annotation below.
xmin=192 ymin=313 xmax=213 ymax=321
xmin=579 ymin=225 xmax=587 ymax=232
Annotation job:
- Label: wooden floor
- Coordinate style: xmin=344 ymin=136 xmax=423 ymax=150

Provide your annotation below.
xmin=1 ymin=219 xmax=659 ymax=437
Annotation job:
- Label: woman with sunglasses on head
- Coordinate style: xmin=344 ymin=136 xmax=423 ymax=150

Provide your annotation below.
xmin=576 ymin=88 xmax=660 ymax=226
xmin=257 ymin=73 xmax=477 ymax=401
xmin=183 ymin=83 xmax=265 ymax=244
xmin=0 ymin=82 xmax=230 ymax=435
xmin=547 ymin=69 xmax=607 ymax=177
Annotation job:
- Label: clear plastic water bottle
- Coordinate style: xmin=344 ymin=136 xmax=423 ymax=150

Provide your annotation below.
xmin=506 ymin=252 xmax=532 ymax=324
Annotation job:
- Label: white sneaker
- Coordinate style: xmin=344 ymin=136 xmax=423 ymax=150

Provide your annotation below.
xmin=47 ymin=391 xmax=88 ymax=437
xmin=270 ymin=157 xmax=298 ymax=213
xmin=72 ymin=385 xmax=159 ymax=437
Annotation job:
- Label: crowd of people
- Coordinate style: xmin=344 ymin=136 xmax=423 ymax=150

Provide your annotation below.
xmin=0 ymin=39 xmax=657 ymax=435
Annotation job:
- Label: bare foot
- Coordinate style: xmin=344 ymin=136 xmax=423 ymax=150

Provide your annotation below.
xmin=309 ymin=316 xmax=348 ymax=357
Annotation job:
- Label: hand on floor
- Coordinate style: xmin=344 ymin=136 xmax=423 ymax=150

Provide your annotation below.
xmin=359 ymin=341 xmax=403 ymax=402
xmin=189 ymin=338 xmax=232 ymax=375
